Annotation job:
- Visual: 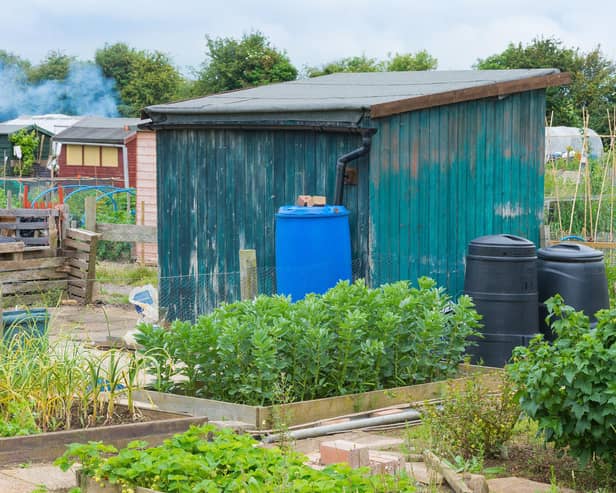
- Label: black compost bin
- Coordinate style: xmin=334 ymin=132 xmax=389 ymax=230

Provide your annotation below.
xmin=537 ymin=242 xmax=609 ymax=340
xmin=464 ymin=234 xmax=539 ymax=367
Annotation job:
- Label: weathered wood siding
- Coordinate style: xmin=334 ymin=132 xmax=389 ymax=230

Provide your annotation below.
xmin=157 ymin=129 xmax=369 ymax=320
xmin=368 ymin=90 xmax=546 ymax=297
xmin=135 ymin=131 xmax=158 ymax=265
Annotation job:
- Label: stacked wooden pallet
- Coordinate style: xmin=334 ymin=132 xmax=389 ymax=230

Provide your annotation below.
xmin=0 ymin=242 xmax=67 ymax=307
xmin=63 ymin=228 xmax=100 ymax=304
xmin=0 ymin=209 xmax=59 ymax=248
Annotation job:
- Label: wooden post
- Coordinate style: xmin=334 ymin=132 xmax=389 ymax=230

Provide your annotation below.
xmin=6 ymin=190 xmax=11 ymax=209
xmin=84 ymin=196 xmax=96 ymax=232
xmin=239 ymin=249 xmax=257 ymax=300
xmin=48 ymin=216 xmax=58 ymax=256
xmin=85 ymin=233 xmax=99 ymax=304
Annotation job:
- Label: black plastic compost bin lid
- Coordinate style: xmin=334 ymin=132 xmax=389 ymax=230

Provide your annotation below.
xmin=538 ymin=243 xmax=604 ymax=262
xmin=468 ymin=234 xmax=536 ymax=257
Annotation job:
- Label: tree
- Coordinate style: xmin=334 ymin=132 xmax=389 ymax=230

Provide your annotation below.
xmin=120 ymin=52 xmax=182 ymax=115
xmin=28 ymin=50 xmax=75 ymax=83
xmin=475 ymin=37 xmax=616 ymax=135
xmin=95 ymin=43 xmax=182 ymax=116
xmin=9 ymin=129 xmax=39 ymax=177
xmin=306 ymin=55 xmax=383 ymax=77
xmin=95 ymin=43 xmax=140 ymax=91
xmin=387 ymin=50 xmax=437 ymax=71
xmin=195 ymin=32 xmax=297 ymax=95
xmin=0 ymin=50 xmax=31 ymax=72
xmin=307 ymin=50 xmax=438 ymax=77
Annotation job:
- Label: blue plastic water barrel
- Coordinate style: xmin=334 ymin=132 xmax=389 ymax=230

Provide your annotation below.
xmin=276 ymin=205 xmax=352 ymax=300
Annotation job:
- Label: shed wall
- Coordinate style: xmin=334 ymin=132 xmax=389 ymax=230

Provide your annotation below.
xmin=369 ymin=90 xmax=546 ymax=297
xmin=135 ymin=131 xmax=158 ymax=264
xmin=157 ymin=128 xmax=369 ymax=320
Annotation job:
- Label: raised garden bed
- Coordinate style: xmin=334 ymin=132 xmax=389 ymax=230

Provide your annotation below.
xmin=132 ymin=364 xmax=501 ymax=430
xmin=0 ymin=408 xmax=207 ymax=465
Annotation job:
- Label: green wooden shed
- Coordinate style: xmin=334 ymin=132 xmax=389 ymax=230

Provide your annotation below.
xmin=142 ymin=69 xmax=569 ymax=320
xmin=0 ymin=123 xmax=54 ymax=172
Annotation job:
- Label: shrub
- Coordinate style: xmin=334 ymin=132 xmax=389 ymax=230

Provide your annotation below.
xmin=423 ymin=371 xmax=520 ymax=460
xmin=508 ymin=295 xmax=616 ymax=466
xmin=136 ymin=278 xmax=481 ymax=405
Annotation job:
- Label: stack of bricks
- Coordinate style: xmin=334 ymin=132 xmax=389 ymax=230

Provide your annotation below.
xmin=317 ymin=439 xmax=405 ymax=476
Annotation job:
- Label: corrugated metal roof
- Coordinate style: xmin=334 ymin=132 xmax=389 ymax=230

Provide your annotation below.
xmin=53 ymin=117 xmax=142 ymax=145
xmin=144 ymin=69 xmax=561 ymax=126
xmin=0 ymin=124 xmax=31 ymax=135
xmin=3 ymin=114 xmax=81 ymax=135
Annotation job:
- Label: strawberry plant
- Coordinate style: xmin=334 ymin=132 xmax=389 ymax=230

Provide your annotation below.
xmin=57 ymin=424 xmax=416 ymax=492
xmin=136 ymin=278 xmax=481 ymax=405
xmin=508 ymin=295 xmax=616 ymax=467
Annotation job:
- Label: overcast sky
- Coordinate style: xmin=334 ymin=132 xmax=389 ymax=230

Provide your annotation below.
xmin=3 ymin=0 xmax=615 ymax=75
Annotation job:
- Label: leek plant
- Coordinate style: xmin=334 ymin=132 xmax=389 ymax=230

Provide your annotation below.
xmin=0 ymin=328 xmax=147 ymax=436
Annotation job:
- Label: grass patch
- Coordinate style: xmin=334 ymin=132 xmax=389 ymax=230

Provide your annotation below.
xmin=97 ymin=261 xmax=158 ymax=287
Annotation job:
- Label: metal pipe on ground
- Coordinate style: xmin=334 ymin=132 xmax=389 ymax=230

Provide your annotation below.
xmin=261 ymin=408 xmax=421 ymax=443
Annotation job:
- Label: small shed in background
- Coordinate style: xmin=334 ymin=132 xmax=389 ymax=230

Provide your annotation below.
xmin=53 ymin=117 xmax=141 ymax=187
xmin=0 ymin=123 xmax=55 ymax=175
xmin=143 ymin=69 xmax=569 ymax=320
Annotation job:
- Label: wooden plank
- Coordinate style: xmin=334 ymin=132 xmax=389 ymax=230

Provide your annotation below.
xmin=424 ymin=450 xmax=472 ymax=493
xmin=68 ymin=284 xmax=87 ymax=297
xmin=0 ymin=268 xmax=67 ymax=283
xmin=20 ymin=237 xmax=49 ymax=246
xmin=0 ymin=208 xmax=59 ymax=217
xmin=67 ymin=257 xmax=88 ymax=271
xmin=85 ymin=234 xmax=99 ymax=303
xmin=96 ymin=223 xmax=158 ymax=243
xmin=68 ymin=277 xmax=87 ymax=289
xmin=64 ymin=249 xmax=90 ymax=261
xmin=0 ymin=416 xmax=208 ymax=465
xmin=370 ymin=72 xmax=572 ymax=119
xmin=67 ymin=228 xmax=100 ymax=242
xmin=0 ymin=221 xmax=48 ymax=230
xmin=67 ymin=266 xmax=87 ymax=280
xmin=1 ymin=279 xmax=67 ymax=295
xmin=239 ymin=249 xmax=257 ymax=300
xmin=139 ymin=367 xmax=501 ymax=429
xmin=0 ymin=256 xmax=64 ymax=273
xmin=131 ymin=390 xmax=259 ymax=424
xmin=84 ymin=196 xmax=96 ymax=232
xmin=48 ymin=217 xmax=57 ymax=256
xmin=0 ymin=242 xmax=25 ymax=253
xmin=64 ymin=238 xmax=91 ymax=252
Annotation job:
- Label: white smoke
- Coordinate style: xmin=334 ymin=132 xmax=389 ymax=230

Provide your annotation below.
xmin=0 ymin=62 xmax=119 ymax=121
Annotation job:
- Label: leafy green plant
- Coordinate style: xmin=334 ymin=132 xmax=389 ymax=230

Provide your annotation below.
xmin=9 ymin=128 xmax=39 ymax=176
xmin=56 ymin=424 xmax=416 ymax=492
xmin=423 ymin=371 xmax=520 ymax=460
xmin=136 ymin=278 xmax=481 ymax=407
xmin=508 ymin=295 xmax=616 ymax=467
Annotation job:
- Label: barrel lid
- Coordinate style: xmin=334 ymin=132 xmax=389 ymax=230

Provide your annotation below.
xmin=276 ymin=205 xmax=349 ymax=218
xmin=468 ymin=234 xmax=536 ymax=257
xmin=538 ymin=242 xmax=604 ymax=262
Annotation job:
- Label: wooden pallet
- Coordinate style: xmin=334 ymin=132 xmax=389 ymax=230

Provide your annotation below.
xmin=63 ymin=228 xmax=100 ymax=304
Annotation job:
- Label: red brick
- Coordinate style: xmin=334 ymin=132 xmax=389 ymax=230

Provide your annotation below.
xmin=368 ymin=451 xmax=404 ymax=475
xmin=319 ymin=440 xmax=369 ymax=468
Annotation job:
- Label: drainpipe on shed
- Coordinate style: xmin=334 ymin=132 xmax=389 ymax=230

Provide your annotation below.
xmin=122 ymin=144 xmax=129 ymax=214
xmin=333 ymin=129 xmax=376 ymax=206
